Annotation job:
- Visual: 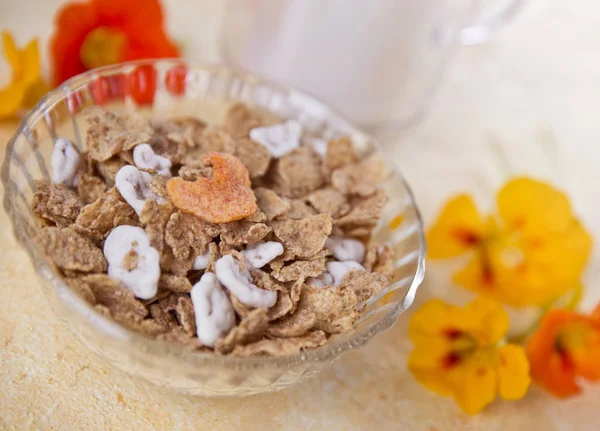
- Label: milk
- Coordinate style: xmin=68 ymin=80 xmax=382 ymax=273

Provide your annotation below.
xmin=223 ymin=0 xmax=476 ymax=128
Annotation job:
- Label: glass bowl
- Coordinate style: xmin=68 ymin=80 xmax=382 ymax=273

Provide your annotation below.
xmin=1 ymin=60 xmax=425 ymax=396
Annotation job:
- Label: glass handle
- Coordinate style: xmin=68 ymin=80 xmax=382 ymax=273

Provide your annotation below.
xmin=460 ymin=0 xmax=527 ymax=45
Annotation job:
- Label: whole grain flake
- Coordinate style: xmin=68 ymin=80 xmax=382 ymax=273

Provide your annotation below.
xmin=30 ymin=104 xmax=394 ymax=357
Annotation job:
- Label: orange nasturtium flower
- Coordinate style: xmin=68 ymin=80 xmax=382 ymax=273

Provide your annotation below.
xmin=50 ymin=0 xmax=180 ymax=103
xmin=409 ymin=297 xmax=530 ymax=414
xmin=427 ymin=177 xmax=592 ymax=307
xmin=527 ymin=305 xmax=600 ymax=398
xmin=0 ymin=32 xmax=49 ymax=120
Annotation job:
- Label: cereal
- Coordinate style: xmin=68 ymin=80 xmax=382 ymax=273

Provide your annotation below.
xmin=232 ymin=330 xmax=327 ymax=357
xmin=32 ymin=180 xmax=83 ymax=227
xmin=39 ymin=227 xmax=107 ymax=273
xmin=362 ymin=245 xmax=378 ymax=271
xmin=122 ymin=249 xmax=139 ymax=270
xmin=341 ymin=270 xmax=387 ymax=303
xmin=215 ymin=255 xmax=277 ymax=308
xmin=96 ymin=157 xmax=127 ymax=187
xmin=75 ymin=187 xmax=138 ymax=240
xmin=306 ymin=188 xmax=349 ymax=218
xmin=204 ymin=242 xmax=221 ymax=273
xmin=254 ymin=187 xmax=289 ymax=220
xmin=214 ymin=308 xmax=269 ymax=354
xmin=175 ymin=296 xmax=197 ymax=337
xmin=149 ymin=302 xmax=177 ymax=331
xmin=223 ymin=103 xmax=263 ymax=138
xmin=322 ymin=136 xmax=358 ymax=174
xmin=148 ymin=122 xmax=192 ymax=165
xmin=130 ymin=318 xmax=171 ymax=337
xmin=373 ymin=244 xmax=394 ymax=278
xmin=335 ymin=189 xmax=388 ymax=228
xmin=150 ymin=175 xmax=169 ymax=200
xmin=167 ymin=152 xmax=258 ymax=223
xmin=64 ymin=277 xmax=96 ymax=304
xmin=234 ymin=138 xmax=271 ymax=178
xmin=190 ymin=273 xmax=236 ymax=347
xmin=267 ymin=248 xmax=296 ymax=272
xmin=245 ymin=209 xmax=267 ymax=223
xmin=51 ymin=138 xmax=80 ymax=187
xmin=271 ymin=213 xmax=332 ymax=259
xmin=198 ymin=126 xmax=236 ymax=154
xmin=119 ymin=151 xmax=134 ymax=165
xmin=241 ymin=241 xmax=284 ymax=268
xmin=77 ymin=170 xmax=107 ymax=205
xmin=325 ymin=236 xmax=366 ymax=262
xmin=139 ymin=199 xmax=174 ymax=253
xmin=327 ymin=261 xmax=365 ymax=287
xmin=115 ymin=165 xmax=166 ymax=215
xmin=104 ymin=226 xmax=160 ymax=299
xmin=249 ymin=120 xmax=302 ymax=158
xmin=266 ymin=291 xmax=294 ymax=320
xmin=267 ymin=307 xmax=317 ymax=338
xmin=310 ymin=138 xmax=328 ymax=157
xmin=331 ymin=158 xmax=385 ymax=197
xmin=159 ymin=274 xmax=193 ymax=293
xmin=164 ymin=211 xmax=220 ymax=260
xmin=219 ymin=221 xmax=271 ymax=247
xmin=230 ymin=295 xmax=253 ymax=319
xmin=307 ymin=272 xmax=334 ymax=288
xmin=269 ymin=146 xmax=324 ymax=198
xmin=133 ymin=143 xmax=172 ymax=177
xmin=192 ymin=250 xmax=210 ymax=271
xmin=284 ymin=199 xmax=317 ymax=219
xmin=177 ymin=165 xmax=212 ymax=181
xmin=289 ymin=277 xmax=304 ymax=313
xmin=250 ymin=267 xmax=283 ymax=292
xmin=73 ymin=274 xmax=147 ymax=320
xmin=299 ymin=285 xmax=358 ymax=333
xmin=271 ymin=256 xmax=327 ymax=283
xmin=160 ymin=247 xmax=196 ymax=276
xmin=31 ymin=105 xmax=394 ymax=356
xmin=85 ymin=109 xmax=152 ymax=161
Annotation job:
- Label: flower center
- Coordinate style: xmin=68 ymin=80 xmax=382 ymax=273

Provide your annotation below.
xmin=440 ymin=329 xmax=478 ymax=369
xmin=451 ymin=228 xmax=480 ymax=246
xmin=80 ymin=27 xmax=126 ymax=70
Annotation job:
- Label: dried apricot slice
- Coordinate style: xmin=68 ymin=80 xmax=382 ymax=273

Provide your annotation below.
xmin=166 ymin=152 xmax=257 ymax=223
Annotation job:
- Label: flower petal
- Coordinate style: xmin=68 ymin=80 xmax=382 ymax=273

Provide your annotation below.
xmin=453 ymin=251 xmax=493 ymax=296
xmin=497 ymin=344 xmax=531 ymax=400
xmin=427 ymin=194 xmax=486 ymax=258
xmin=463 ymin=296 xmax=509 ymax=346
xmin=497 ymin=177 xmax=572 ymax=234
xmin=2 ymin=32 xmax=20 ymax=73
xmin=453 ymin=352 xmax=497 ymax=415
xmin=51 ymin=1 xmax=98 ymax=84
xmin=527 ymin=309 xmax=582 ymax=398
xmin=409 ymin=300 xmax=470 ymax=341
xmin=408 ymin=352 xmax=465 ymax=397
xmin=0 ymin=82 xmax=27 ymax=119
xmin=22 ymin=78 xmax=51 ymax=110
xmin=21 ymin=38 xmax=42 ymax=85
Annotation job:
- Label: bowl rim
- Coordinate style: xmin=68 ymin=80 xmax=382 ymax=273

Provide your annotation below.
xmin=2 ymin=59 xmax=426 ymax=370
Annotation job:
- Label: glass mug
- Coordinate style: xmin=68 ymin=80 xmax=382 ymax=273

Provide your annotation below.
xmin=219 ymin=0 xmax=524 ymax=136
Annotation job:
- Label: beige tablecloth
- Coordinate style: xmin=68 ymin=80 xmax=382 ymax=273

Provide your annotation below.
xmin=2 ymin=0 xmax=600 ymax=429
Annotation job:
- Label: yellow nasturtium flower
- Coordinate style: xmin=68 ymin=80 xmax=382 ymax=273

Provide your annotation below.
xmin=0 ymin=31 xmax=49 ymax=120
xmin=427 ymin=177 xmax=592 ymax=307
xmin=408 ymin=297 xmax=530 ymax=414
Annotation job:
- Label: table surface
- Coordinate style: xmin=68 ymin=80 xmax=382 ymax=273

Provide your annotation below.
xmin=2 ymin=0 xmax=600 ymax=430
